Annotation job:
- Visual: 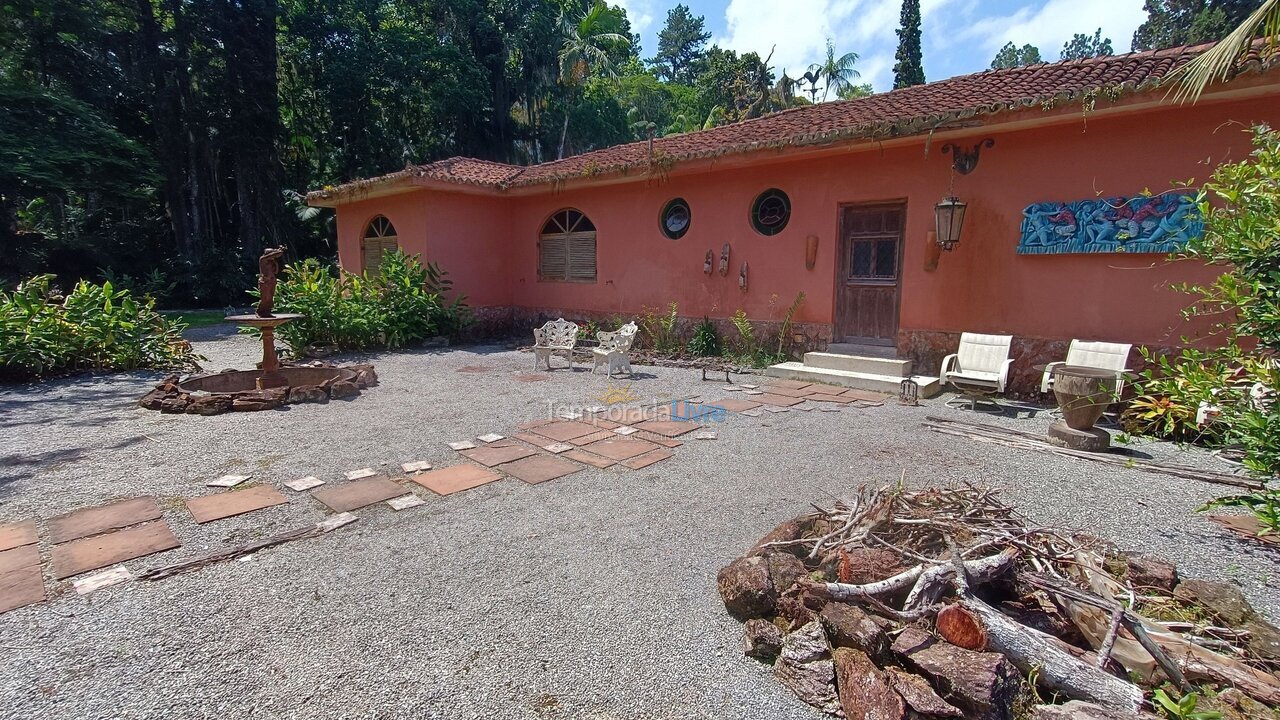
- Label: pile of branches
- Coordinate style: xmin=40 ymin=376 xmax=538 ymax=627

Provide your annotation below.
xmin=719 ymin=484 xmax=1280 ymax=718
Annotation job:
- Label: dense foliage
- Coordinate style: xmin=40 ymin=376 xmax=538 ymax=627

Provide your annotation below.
xmin=1132 ymin=0 xmax=1264 ymax=50
xmin=267 ymin=251 xmax=469 ymax=355
xmin=0 ymin=275 xmax=198 ymax=381
xmin=892 ymin=0 xmax=925 ymax=88
xmin=1060 ymin=29 xmax=1115 ymax=60
xmin=1127 ymin=126 xmax=1280 ymax=526
xmin=991 ymin=43 xmax=1043 ymax=69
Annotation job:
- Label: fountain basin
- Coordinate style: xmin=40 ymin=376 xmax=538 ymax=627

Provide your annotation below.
xmin=140 ymin=361 xmax=377 ymax=415
xmin=179 ymin=366 xmax=355 ymax=394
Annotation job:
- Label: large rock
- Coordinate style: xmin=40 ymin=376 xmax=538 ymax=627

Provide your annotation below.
xmin=159 ymin=396 xmax=189 ymax=413
xmin=1032 ymin=700 xmax=1161 ymax=720
xmin=741 ymin=618 xmax=784 ymax=660
xmin=773 ymin=621 xmax=841 ymax=715
xmin=718 ymin=556 xmax=776 ymax=620
xmin=138 ymin=388 xmax=168 ymax=410
xmin=288 ymin=385 xmax=329 ymax=404
xmin=748 ymin=516 xmax=814 ymax=558
xmin=884 ymin=667 xmax=963 ymax=717
xmin=328 ymin=380 xmax=360 ymax=399
xmin=231 ymin=390 xmax=283 ymax=412
xmin=891 ymin=627 xmax=1023 ymax=720
xmin=832 ymin=647 xmax=906 ymax=720
xmin=818 ymin=548 xmax=904 ymax=585
xmin=1122 ymin=553 xmax=1178 ymax=592
xmin=352 ymin=365 xmax=378 ymax=389
xmin=1199 ymin=687 xmax=1277 ymax=720
xmin=819 ymin=602 xmax=889 ymax=660
xmin=766 ymin=552 xmax=807 ymax=595
xmin=1175 ymin=579 xmax=1253 ymax=625
xmin=185 ymin=395 xmax=233 ymax=416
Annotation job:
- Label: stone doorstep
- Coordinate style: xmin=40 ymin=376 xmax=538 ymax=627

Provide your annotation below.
xmin=50 ymin=522 xmax=181 ymax=580
xmin=47 ymin=497 xmax=164 ymax=545
xmin=185 ymin=485 xmax=290 ymax=524
xmin=410 ymin=465 xmax=503 ymax=496
xmin=0 ymin=520 xmax=37 ymax=553
xmin=310 ymin=476 xmax=407 ymax=513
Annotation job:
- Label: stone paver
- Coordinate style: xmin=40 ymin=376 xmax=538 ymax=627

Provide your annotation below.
xmin=0 ymin=520 xmax=37 ymax=553
xmin=311 ymin=476 xmax=407 ymax=513
xmin=400 ymin=461 xmax=432 ymax=474
xmin=207 ymin=474 xmax=251 ymax=488
xmin=47 ymin=497 xmax=163 ymax=545
xmin=386 ymin=494 xmax=426 ymax=510
xmin=185 ymin=486 xmax=290 ymax=524
xmin=344 ymin=468 xmax=377 ymax=480
xmin=580 ymin=436 xmax=661 ymax=461
xmin=753 ymin=393 xmax=805 ymax=407
xmin=284 ymin=476 xmax=325 ymax=491
xmin=51 ymin=522 xmax=180 ymax=579
xmin=460 ymin=444 xmax=538 ymax=467
xmin=764 ymin=379 xmax=811 ymax=390
xmin=633 ymin=430 xmax=683 ymax=448
xmin=516 ymin=418 xmax=555 ymax=431
xmin=805 ymin=393 xmax=854 ymax=404
xmin=622 ymin=449 xmax=674 ymax=469
xmin=530 ymin=421 xmax=600 ymax=443
xmin=562 ymin=449 xmax=616 ymax=469
xmin=710 ymin=398 xmax=761 ymax=413
xmin=754 ymin=385 xmax=813 ymax=399
xmin=410 ymin=465 xmax=502 ymax=496
xmin=633 ymin=419 xmax=700 ymax=437
xmin=448 ymin=440 xmax=477 ymax=450
xmin=499 ymin=455 xmax=583 ymax=485
xmin=0 ymin=544 xmax=40 ymax=575
xmin=568 ymin=430 xmax=613 ymax=446
xmin=0 ymin=565 xmax=45 ymax=615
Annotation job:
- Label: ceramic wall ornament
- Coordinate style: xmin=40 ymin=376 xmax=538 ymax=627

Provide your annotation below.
xmin=738 ymin=261 xmax=748 ymax=290
xmin=703 ymin=249 xmax=714 ymax=274
xmin=719 ymin=243 xmax=731 ymax=276
xmin=1017 ymin=192 xmax=1203 ymax=255
xmin=805 ymin=235 xmax=819 ymax=270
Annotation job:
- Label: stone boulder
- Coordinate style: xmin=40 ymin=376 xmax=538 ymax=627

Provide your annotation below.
xmin=766 ymin=552 xmax=807 ymax=596
xmin=832 ymin=647 xmax=906 ymax=720
xmin=891 ymin=627 xmax=1024 ymax=720
xmin=773 ymin=621 xmax=841 ymax=715
xmin=748 ymin=516 xmax=814 ymax=558
xmin=718 ymin=556 xmax=776 ymax=620
xmin=352 ymin=365 xmax=378 ymax=388
xmin=1032 ymin=700 xmax=1161 ymax=720
xmin=231 ymin=390 xmax=284 ymax=412
xmin=1122 ymin=553 xmax=1178 ymax=592
xmin=884 ymin=666 xmax=963 ymax=717
xmin=159 ymin=397 xmax=189 ymax=413
xmin=139 ymin=389 xmax=168 ymax=410
xmin=288 ymin=385 xmax=329 ymax=404
xmin=741 ymin=618 xmax=784 ymax=660
xmin=328 ymin=380 xmax=360 ymax=399
xmin=185 ymin=395 xmax=233 ymax=415
xmin=819 ymin=602 xmax=890 ymax=660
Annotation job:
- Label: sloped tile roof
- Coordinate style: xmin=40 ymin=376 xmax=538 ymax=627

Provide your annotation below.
xmin=308 ymin=41 xmax=1277 ymax=202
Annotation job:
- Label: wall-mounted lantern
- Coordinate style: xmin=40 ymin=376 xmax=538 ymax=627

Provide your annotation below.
xmin=934 ymin=197 xmax=968 ymax=251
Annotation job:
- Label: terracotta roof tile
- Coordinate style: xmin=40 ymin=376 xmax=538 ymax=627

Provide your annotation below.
xmin=308 ymin=41 xmax=1277 ymax=202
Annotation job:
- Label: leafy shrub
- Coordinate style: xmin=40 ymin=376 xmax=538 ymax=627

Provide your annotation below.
xmin=639 ymin=302 xmax=680 ymax=354
xmin=687 ymin=316 xmax=722 ymax=357
xmin=264 ymin=251 xmax=470 ymax=355
xmin=0 ymin=274 xmax=198 ymax=380
xmin=776 ymin=291 xmax=806 ymax=360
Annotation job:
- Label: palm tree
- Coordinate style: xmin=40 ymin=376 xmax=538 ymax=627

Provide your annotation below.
xmin=1171 ymin=1 xmax=1278 ymax=102
xmin=819 ymin=39 xmax=861 ymax=101
xmin=557 ymin=0 xmax=629 ymax=159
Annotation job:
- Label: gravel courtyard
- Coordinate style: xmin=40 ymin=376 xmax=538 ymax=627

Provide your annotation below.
xmin=1 ymin=326 xmax=1276 ymax=719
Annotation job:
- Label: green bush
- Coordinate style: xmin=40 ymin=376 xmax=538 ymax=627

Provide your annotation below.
xmin=0 ymin=274 xmax=198 ymax=380
xmin=687 ymin=316 xmax=723 ymax=357
xmin=265 ymin=251 xmax=470 ymax=355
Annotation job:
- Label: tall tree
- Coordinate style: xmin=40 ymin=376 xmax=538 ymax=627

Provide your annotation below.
xmin=557 ymin=0 xmax=630 ymax=159
xmin=819 ymin=39 xmax=861 ymax=100
xmin=1132 ymin=0 xmax=1264 ymax=49
xmin=991 ymin=42 xmax=1043 ymax=68
xmin=893 ymin=0 xmax=925 ymax=88
xmin=1060 ymin=28 xmax=1114 ymax=60
xmin=651 ymin=4 xmax=710 ymax=84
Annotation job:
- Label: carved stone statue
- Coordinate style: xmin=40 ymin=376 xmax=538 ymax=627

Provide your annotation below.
xmin=256 ymin=246 xmax=286 ymax=317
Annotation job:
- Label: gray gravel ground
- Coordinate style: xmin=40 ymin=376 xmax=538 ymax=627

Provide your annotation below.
xmin=0 ymin=325 xmax=1276 ymax=719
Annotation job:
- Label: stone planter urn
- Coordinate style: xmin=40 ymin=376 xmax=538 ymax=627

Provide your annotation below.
xmin=1047 ymin=365 xmax=1119 ymax=451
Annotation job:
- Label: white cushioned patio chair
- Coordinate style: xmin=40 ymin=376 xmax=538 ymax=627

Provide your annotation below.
xmin=532 ymin=318 xmax=579 ymax=370
xmin=592 ymin=321 xmax=638 ymax=377
xmin=940 ymin=333 xmax=1016 ymax=411
xmin=1039 ymin=340 xmax=1132 ymax=397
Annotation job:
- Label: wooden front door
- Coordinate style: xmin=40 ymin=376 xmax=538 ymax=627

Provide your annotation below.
xmin=835 ymin=204 xmax=904 ymax=346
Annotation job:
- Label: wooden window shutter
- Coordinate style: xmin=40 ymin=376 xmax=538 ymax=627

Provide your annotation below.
xmin=539 ymin=235 xmax=568 ymax=280
xmin=567 ymin=233 xmax=596 ymax=281
xmin=362 ymin=237 xmax=398 ymax=273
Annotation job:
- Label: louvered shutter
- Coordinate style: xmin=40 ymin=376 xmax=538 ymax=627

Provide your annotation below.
xmin=566 ymin=233 xmax=596 ymax=282
xmin=362 ymin=238 xmax=398 ymax=273
xmin=539 ymin=235 xmax=569 ymax=280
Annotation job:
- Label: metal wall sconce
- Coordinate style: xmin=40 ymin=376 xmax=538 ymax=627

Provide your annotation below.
xmin=934 ymin=197 xmax=968 ymax=251
xmin=739 ymin=261 xmax=748 ymax=290
xmin=942 ymin=138 xmax=994 ymax=175
xmin=805 ymin=235 xmax=818 ymax=270
xmin=719 ymin=243 xmax=731 ymax=276
xmin=703 ymin=249 xmax=714 ymax=274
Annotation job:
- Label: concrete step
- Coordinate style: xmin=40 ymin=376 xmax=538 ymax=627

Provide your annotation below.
xmin=766 ymin=362 xmax=942 ymax=397
xmin=802 ymin=352 xmax=913 ymax=377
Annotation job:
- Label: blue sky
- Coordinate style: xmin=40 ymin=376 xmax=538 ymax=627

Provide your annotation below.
xmin=616 ymin=0 xmax=1151 ymax=92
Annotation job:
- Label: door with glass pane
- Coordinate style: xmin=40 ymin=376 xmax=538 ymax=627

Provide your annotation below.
xmin=835 ymin=204 xmax=904 ymax=345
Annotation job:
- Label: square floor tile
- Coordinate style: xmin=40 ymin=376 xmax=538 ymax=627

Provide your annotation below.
xmin=634 ymin=419 xmax=700 ymax=437
xmin=460 ymin=444 xmax=537 ymax=467
xmin=634 ymin=431 xmax=682 ymax=448
xmin=622 ymin=449 xmax=674 ymax=469
xmin=499 ymin=455 xmax=583 ymax=485
xmin=766 ymin=379 xmax=812 ymax=390
xmin=710 ymin=398 xmax=762 ymax=413
xmin=284 ymin=476 xmax=325 ymax=491
xmin=386 ymin=494 xmax=426 ymax=510
xmin=48 ymin=497 xmax=163 ymax=545
xmin=563 ymin=449 xmax=616 ymax=469
xmin=0 ymin=545 xmax=39 ymax=575
xmin=185 ymin=486 xmax=289 ymax=524
xmin=449 ymin=440 xmax=477 ymax=451
xmin=533 ymin=421 xmax=600 ymax=442
xmin=0 ymin=520 xmax=37 ymax=553
xmin=0 ymin=565 xmax=45 ymax=615
xmin=754 ymin=393 xmax=805 ymax=407
xmin=51 ymin=522 xmax=179 ymax=580
xmin=400 ymin=461 xmax=432 ymax=474
xmin=344 ymin=468 xmax=377 ymax=480
xmin=208 ymin=474 xmax=251 ymax=488
xmin=569 ymin=430 xmax=614 ymax=446
xmin=410 ymin=465 xmax=502 ymax=496
xmin=580 ymin=436 xmax=661 ymax=461
xmin=477 ymin=433 xmax=505 ymax=443
xmin=740 ymin=409 xmax=764 ymax=417
xmin=311 ymin=476 xmax=406 ymax=513
xmin=804 ymin=393 xmax=854 ymax=404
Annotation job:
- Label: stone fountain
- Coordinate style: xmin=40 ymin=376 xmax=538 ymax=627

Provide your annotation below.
xmin=139 ymin=247 xmax=377 ymax=415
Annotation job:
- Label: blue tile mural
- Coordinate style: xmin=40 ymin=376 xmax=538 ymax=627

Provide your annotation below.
xmin=1017 ymin=193 xmax=1203 ymax=255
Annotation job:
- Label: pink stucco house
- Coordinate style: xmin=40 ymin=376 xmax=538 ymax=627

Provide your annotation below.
xmin=308 ymin=43 xmax=1280 ymax=393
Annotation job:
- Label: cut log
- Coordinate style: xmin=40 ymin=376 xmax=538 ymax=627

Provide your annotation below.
xmin=959 ymin=596 xmax=1144 ymax=714
xmin=937 ymin=604 xmax=988 ymax=651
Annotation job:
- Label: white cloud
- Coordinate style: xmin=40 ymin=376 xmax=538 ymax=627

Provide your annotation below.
xmin=960 ymin=0 xmax=1148 ymax=60
xmin=615 ymin=0 xmax=656 ymax=38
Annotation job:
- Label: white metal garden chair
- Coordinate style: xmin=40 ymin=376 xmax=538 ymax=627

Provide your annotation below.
xmin=1039 ymin=340 xmax=1132 ymax=397
xmin=532 ymin=318 xmax=579 ymax=370
xmin=592 ymin=321 xmax=638 ymax=377
xmin=940 ymin=332 xmax=1015 ymax=412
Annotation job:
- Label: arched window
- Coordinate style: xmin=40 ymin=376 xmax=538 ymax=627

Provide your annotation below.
xmin=362 ymin=216 xmax=400 ymax=273
xmin=538 ymin=209 xmax=596 ymax=282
